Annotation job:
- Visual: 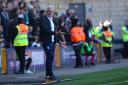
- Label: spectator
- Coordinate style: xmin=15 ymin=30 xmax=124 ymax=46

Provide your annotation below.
xmin=84 ymin=19 xmax=95 ymax=43
xmin=57 ymin=15 xmax=67 ymax=46
xmin=0 ymin=3 xmax=10 ymax=48
xmin=28 ymin=0 xmax=39 ymax=36
xmin=64 ymin=9 xmax=78 ymax=45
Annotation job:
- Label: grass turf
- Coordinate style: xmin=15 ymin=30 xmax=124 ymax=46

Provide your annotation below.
xmin=54 ymin=68 xmax=128 ymax=85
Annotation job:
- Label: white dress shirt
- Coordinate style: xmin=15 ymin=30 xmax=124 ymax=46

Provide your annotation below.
xmin=47 ymin=16 xmax=55 ymax=42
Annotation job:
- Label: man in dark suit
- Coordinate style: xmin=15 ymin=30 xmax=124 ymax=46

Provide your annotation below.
xmin=39 ymin=6 xmax=61 ymax=81
xmin=0 ymin=4 xmax=10 ymax=48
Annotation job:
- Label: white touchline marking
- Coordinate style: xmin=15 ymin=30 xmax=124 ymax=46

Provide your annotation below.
xmin=100 ymin=80 xmax=128 ymax=85
xmin=17 ymin=76 xmax=39 ymax=79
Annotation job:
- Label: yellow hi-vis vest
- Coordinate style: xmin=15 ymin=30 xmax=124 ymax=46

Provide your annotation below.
xmin=101 ymin=31 xmax=113 ymax=47
xmin=13 ymin=24 xmax=28 ymax=46
xmin=122 ymin=25 xmax=128 ymax=42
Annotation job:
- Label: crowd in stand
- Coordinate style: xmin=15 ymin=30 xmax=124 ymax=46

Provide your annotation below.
xmin=0 ymin=0 xmax=80 ymax=48
xmin=0 ymin=0 xmax=40 ymax=47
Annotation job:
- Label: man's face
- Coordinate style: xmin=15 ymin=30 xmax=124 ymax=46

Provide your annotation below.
xmin=46 ymin=7 xmax=54 ymax=17
xmin=2 ymin=5 xmax=7 ymax=11
xmin=19 ymin=8 xmax=25 ymax=14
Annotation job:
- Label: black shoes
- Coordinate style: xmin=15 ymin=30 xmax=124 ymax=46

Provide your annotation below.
xmin=45 ymin=76 xmax=57 ymax=81
xmin=106 ymin=61 xmax=111 ymax=64
xmin=74 ymin=65 xmax=83 ymax=68
xmin=91 ymin=63 xmax=95 ymax=66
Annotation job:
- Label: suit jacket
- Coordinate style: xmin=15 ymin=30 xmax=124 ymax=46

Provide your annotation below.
xmin=39 ymin=15 xmax=56 ymax=43
xmin=0 ymin=11 xmax=10 ymax=36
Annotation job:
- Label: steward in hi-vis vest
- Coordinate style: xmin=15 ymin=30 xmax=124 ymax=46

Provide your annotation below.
xmin=81 ymin=41 xmax=95 ymax=66
xmin=101 ymin=30 xmax=113 ymax=47
xmin=71 ymin=26 xmax=86 ymax=43
xmin=121 ymin=20 xmax=128 ymax=58
xmin=101 ymin=26 xmax=113 ymax=63
xmin=122 ymin=25 xmax=128 ymax=42
xmin=13 ymin=24 xmax=28 ymax=46
xmin=70 ymin=17 xmax=86 ymax=68
xmin=12 ymin=16 xmax=29 ymax=74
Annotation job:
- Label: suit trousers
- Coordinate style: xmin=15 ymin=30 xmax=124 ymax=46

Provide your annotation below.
xmin=42 ymin=42 xmax=55 ymax=77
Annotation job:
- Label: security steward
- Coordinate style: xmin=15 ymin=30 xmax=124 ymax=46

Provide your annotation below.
xmin=11 ymin=15 xmax=29 ymax=74
xmin=122 ymin=20 xmax=128 ymax=58
xmin=70 ymin=18 xmax=86 ymax=68
xmin=101 ymin=26 xmax=113 ymax=63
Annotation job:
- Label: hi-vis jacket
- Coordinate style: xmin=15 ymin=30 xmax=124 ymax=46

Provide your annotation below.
xmin=81 ymin=42 xmax=93 ymax=55
xmin=13 ymin=24 xmax=28 ymax=46
xmin=122 ymin=25 xmax=128 ymax=42
xmin=71 ymin=26 xmax=86 ymax=43
xmin=101 ymin=30 xmax=113 ymax=47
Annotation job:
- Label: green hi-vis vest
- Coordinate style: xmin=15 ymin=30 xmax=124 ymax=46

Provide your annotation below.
xmin=90 ymin=27 xmax=95 ymax=35
xmin=101 ymin=31 xmax=113 ymax=47
xmin=81 ymin=42 xmax=93 ymax=55
xmin=94 ymin=26 xmax=103 ymax=38
xmin=122 ymin=25 xmax=128 ymax=42
xmin=13 ymin=25 xmax=28 ymax=46
xmin=94 ymin=26 xmax=114 ymax=38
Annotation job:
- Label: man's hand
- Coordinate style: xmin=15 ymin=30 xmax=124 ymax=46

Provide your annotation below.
xmin=60 ymin=42 xmax=67 ymax=48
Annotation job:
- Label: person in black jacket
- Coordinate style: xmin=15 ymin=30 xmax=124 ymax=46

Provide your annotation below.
xmin=39 ymin=6 xmax=62 ymax=81
xmin=0 ymin=3 xmax=10 ymax=48
xmin=84 ymin=19 xmax=95 ymax=43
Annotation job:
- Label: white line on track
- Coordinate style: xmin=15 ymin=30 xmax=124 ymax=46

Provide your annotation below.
xmin=100 ymin=80 xmax=128 ymax=85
